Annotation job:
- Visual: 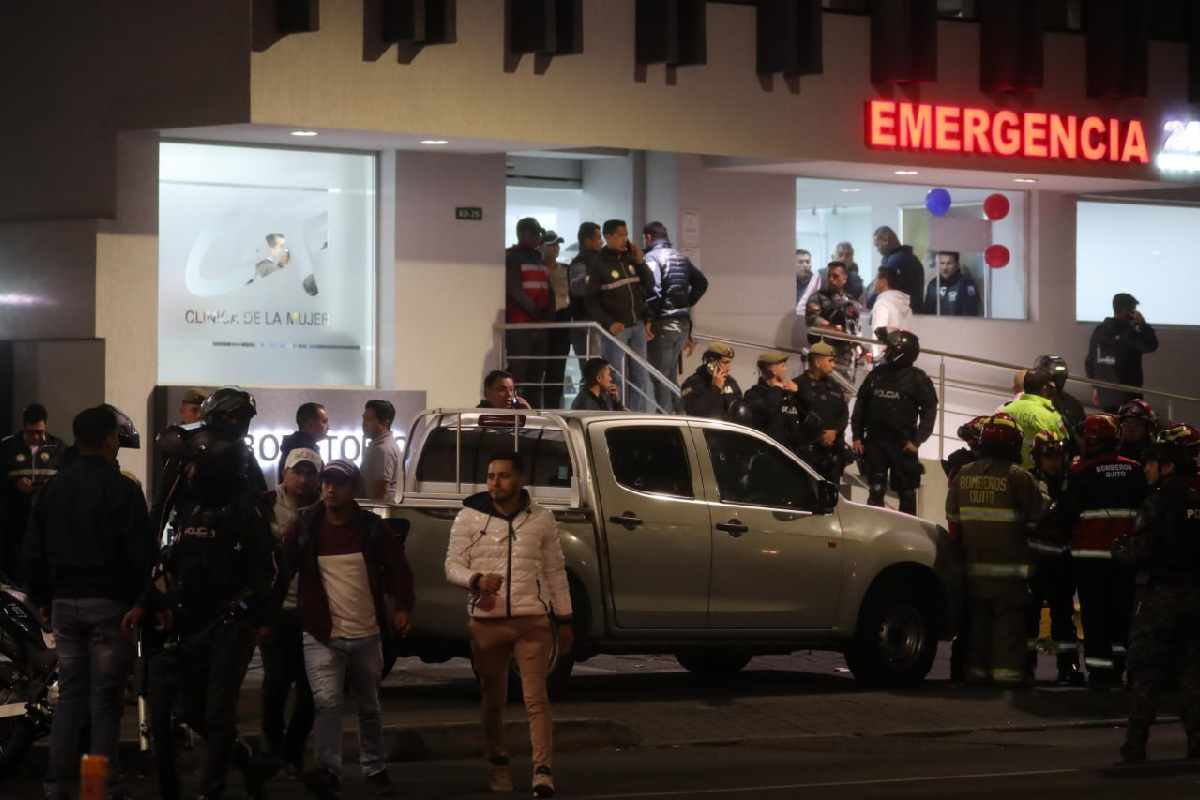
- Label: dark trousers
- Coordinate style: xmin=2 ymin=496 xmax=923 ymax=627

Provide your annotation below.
xmin=1026 ymin=552 xmax=1080 ymax=671
xmin=1126 ymin=586 xmax=1200 ymax=750
xmin=863 ymin=437 xmax=921 ymax=514
xmin=805 ymin=442 xmax=847 ymax=488
xmin=1075 ymin=557 xmax=1134 ymax=682
xmin=261 ymin=611 xmax=314 ymax=768
xmin=149 ymin=619 xmax=256 ymax=800
xmin=45 ymin=597 xmax=133 ymax=800
xmin=543 ymin=309 xmax=572 ymax=410
xmin=966 ymin=580 xmax=1031 ymax=685
xmin=506 ymin=329 xmax=549 ymax=409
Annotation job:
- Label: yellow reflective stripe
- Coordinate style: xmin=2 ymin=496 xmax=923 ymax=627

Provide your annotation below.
xmin=1072 ymin=549 xmax=1113 ymax=559
xmin=946 ymin=512 xmax=961 ymax=523
xmin=967 ymin=562 xmax=1030 ymax=578
xmin=992 ymin=668 xmax=1027 ymax=683
xmin=7 ymin=468 xmax=56 ymax=478
xmin=1028 ymin=540 xmax=1068 ymax=554
xmin=1078 ymin=509 xmax=1138 ymax=520
xmin=958 ymin=506 xmax=1021 ymax=523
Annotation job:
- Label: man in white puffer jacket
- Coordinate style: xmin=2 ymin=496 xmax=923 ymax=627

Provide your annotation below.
xmin=445 ymin=450 xmax=573 ymax=798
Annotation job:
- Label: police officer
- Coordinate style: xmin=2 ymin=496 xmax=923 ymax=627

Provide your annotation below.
xmin=126 ymin=387 xmax=277 ymax=800
xmin=805 ymin=262 xmax=861 ymax=376
xmin=1025 ymin=431 xmax=1084 ymax=686
xmin=851 ymin=331 xmax=938 ymax=515
xmin=1056 ymin=414 xmax=1148 ymax=689
xmin=682 ymin=342 xmax=743 ymax=420
xmin=745 ymin=351 xmax=809 ymax=456
xmin=1032 ymin=355 xmax=1086 ymax=456
xmin=795 ymin=342 xmax=850 ymax=485
xmin=946 ymin=414 xmax=1044 ymax=686
xmin=1114 ymin=424 xmax=1200 ymax=762
xmin=1117 ymin=399 xmax=1158 ymax=463
xmin=1 ymin=403 xmax=64 ymax=583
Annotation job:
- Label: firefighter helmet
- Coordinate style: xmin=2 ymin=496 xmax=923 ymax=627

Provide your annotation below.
xmin=1081 ymin=414 xmax=1120 ymax=454
xmin=979 ymin=413 xmax=1024 ymax=461
xmin=957 ymin=415 xmax=989 ymax=448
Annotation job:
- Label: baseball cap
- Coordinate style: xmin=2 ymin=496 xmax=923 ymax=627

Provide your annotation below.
xmin=541 ymin=229 xmax=564 ymax=245
xmin=320 ymin=459 xmax=360 ymax=484
xmin=285 ymin=447 xmax=323 ymax=472
xmin=705 ymin=342 xmax=735 ymax=360
xmin=756 ymin=350 xmax=790 ymax=366
xmin=182 ymin=388 xmax=207 ymax=406
xmin=809 ymin=341 xmax=837 ymax=357
xmin=1113 ymin=292 xmax=1139 ymax=311
xmin=516 ymin=217 xmax=544 ymax=237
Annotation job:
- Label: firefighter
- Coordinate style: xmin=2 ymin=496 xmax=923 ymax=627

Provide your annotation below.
xmin=943 ymin=416 xmax=988 ymax=482
xmin=946 ymin=414 xmax=1044 ymax=686
xmin=851 ymin=330 xmax=938 ymax=515
xmin=1025 ymin=431 xmax=1084 ymax=686
xmin=1117 ymin=399 xmax=1158 ymax=464
xmin=1113 ymin=424 xmax=1200 ymax=762
xmin=1056 ymin=414 xmax=1148 ymax=689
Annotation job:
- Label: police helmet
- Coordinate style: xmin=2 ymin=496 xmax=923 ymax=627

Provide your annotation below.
xmin=883 ymin=330 xmax=920 ymax=369
xmin=978 ymin=413 xmax=1023 ymax=462
xmin=1032 ymin=354 xmax=1069 ymax=392
xmin=1081 ymin=414 xmax=1120 ymax=455
xmin=725 ymin=399 xmax=757 ymax=428
xmin=200 ymin=387 xmax=257 ymax=438
xmin=103 ymin=404 xmax=140 ymax=449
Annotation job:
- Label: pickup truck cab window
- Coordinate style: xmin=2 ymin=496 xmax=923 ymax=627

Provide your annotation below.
xmin=604 ymin=427 xmax=693 ymax=498
xmin=703 ymin=429 xmax=818 ymax=512
xmin=415 ymin=424 xmax=573 ymax=488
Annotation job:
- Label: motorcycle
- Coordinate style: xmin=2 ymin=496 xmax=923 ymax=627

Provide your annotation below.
xmin=0 ymin=574 xmax=56 ymax=779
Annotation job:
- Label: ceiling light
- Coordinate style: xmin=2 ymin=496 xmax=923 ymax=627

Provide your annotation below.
xmin=840 ymin=188 xmax=861 ymax=193
xmin=290 ymin=130 xmax=319 ymax=137
xmin=420 ymin=139 xmax=449 ymax=145
xmin=893 ymin=170 xmax=919 ymax=176
xmin=1013 ymin=177 xmax=1038 ymax=183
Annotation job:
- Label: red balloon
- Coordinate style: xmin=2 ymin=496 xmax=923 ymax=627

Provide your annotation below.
xmin=983 ymin=193 xmax=1010 ymax=221
xmin=985 ymin=244 xmax=1010 ymax=268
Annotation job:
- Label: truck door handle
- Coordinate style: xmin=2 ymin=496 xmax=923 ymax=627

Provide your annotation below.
xmin=609 ymin=512 xmax=644 ymax=529
xmin=716 ymin=519 xmax=750 ymax=536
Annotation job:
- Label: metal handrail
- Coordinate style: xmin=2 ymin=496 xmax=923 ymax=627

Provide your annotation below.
xmin=498 ymin=321 xmax=682 ymax=413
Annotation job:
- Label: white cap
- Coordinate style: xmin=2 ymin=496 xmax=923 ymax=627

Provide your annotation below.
xmin=285 ymin=447 xmax=323 ymax=472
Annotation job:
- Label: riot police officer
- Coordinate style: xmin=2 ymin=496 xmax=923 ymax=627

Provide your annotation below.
xmin=745 ymin=351 xmax=811 ymax=455
xmin=1 ymin=403 xmax=64 ymax=583
xmin=1117 ymin=399 xmax=1158 ymax=464
xmin=795 ymin=342 xmax=850 ymax=485
xmin=125 ymin=387 xmax=277 ymax=800
xmin=851 ymin=331 xmax=938 ymax=515
xmin=1056 ymin=414 xmax=1147 ymax=689
xmin=682 ymin=342 xmax=743 ymax=420
xmin=1026 ymin=431 xmax=1084 ymax=686
xmin=1114 ymin=424 xmax=1200 ymax=762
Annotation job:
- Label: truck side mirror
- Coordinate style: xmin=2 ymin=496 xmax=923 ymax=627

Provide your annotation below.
xmin=818 ymin=480 xmax=839 ymax=514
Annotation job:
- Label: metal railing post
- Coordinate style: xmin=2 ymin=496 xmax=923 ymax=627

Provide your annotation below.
xmin=1168 ymin=398 xmax=1175 ymax=422
xmin=938 ymin=356 xmax=946 ymax=461
xmin=622 ymin=348 xmax=629 ymax=408
xmin=455 ymin=413 xmax=462 ymax=495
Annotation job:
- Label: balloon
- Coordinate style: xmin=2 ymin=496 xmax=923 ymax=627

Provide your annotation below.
xmin=985 ymin=244 xmax=1010 ymax=268
xmin=925 ymin=188 xmax=952 ymax=217
xmin=983 ymin=193 xmax=1010 ymax=221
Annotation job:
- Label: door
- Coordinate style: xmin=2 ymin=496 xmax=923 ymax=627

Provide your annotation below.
xmin=588 ymin=420 xmax=712 ymax=629
xmin=695 ymin=424 xmax=844 ymax=629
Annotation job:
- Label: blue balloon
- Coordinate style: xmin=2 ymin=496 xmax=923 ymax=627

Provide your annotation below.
xmin=925 ymin=187 xmax=952 ymax=217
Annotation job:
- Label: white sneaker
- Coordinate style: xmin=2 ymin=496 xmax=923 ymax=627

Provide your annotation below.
xmin=532 ymin=766 xmax=556 ymax=797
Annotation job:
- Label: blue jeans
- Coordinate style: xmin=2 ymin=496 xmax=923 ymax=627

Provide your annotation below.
xmin=647 ymin=316 xmax=691 ymax=412
xmin=603 ymin=322 xmax=653 ymax=412
xmin=45 ymin=597 xmax=133 ymax=799
xmin=303 ymin=633 xmax=385 ymax=778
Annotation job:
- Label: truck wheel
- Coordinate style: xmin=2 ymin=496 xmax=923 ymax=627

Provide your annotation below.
xmin=675 ymin=651 xmax=752 ymax=676
xmin=846 ymin=581 xmax=936 ymax=688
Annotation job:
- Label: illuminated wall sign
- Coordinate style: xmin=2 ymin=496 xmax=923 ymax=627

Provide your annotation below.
xmin=866 ymin=100 xmax=1149 ymax=164
xmin=1155 ymin=120 xmax=1200 ymax=173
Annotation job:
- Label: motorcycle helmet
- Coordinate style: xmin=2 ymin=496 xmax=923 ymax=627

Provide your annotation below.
xmin=725 ymin=399 xmax=757 ymax=428
xmin=882 ymin=330 xmax=920 ymax=369
xmin=1081 ymin=414 xmax=1120 ymax=455
xmin=957 ymin=415 xmax=989 ymax=449
xmin=978 ymin=413 xmax=1023 ymax=462
xmin=102 ymin=404 xmax=140 ymax=449
xmin=1032 ymin=354 xmax=1069 ymax=393
xmin=200 ymin=387 xmax=257 ymax=438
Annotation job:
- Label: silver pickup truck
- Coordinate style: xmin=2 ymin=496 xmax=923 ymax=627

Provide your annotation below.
xmin=369 ymin=409 xmax=962 ymax=693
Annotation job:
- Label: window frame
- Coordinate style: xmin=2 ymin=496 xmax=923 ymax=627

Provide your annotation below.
xmin=693 ymin=423 xmax=824 ymax=515
xmin=603 ymin=425 xmax=697 ymax=501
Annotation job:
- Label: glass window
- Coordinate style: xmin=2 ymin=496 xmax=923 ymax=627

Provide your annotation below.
xmin=797 ymin=178 xmax=1026 ymax=321
xmin=605 ymin=427 xmax=693 ymax=498
xmin=704 ymin=429 xmax=817 ymax=511
xmin=416 ymin=424 xmax=573 ymax=488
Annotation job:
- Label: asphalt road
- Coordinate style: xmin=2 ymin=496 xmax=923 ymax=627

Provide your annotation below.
xmin=6 ymin=725 xmax=1200 ymax=799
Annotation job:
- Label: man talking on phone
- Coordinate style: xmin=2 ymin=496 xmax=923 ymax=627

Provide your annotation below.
xmin=682 ymin=342 xmax=743 ymax=419
xmin=1085 ymin=293 xmax=1159 ymax=412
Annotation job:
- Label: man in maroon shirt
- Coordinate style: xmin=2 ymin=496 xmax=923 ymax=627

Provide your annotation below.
xmin=281 ymin=460 xmax=413 ymax=798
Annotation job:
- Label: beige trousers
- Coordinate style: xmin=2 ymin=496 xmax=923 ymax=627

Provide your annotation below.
xmin=469 ymin=615 xmax=554 ymax=769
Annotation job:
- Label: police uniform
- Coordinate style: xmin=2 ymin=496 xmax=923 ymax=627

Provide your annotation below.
xmin=744 ymin=352 xmax=812 ymax=456
xmin=1056 ymin=434 xmax=1147 ymax=686
xmin=0 ymin=431 xmax=64 ymax=582
xmin=795 ymin=343 xmax=851 ymax=484
xmin=681 ymin=343 xmax=744 ymax=420
xmin=946 ymin=445 xmax=1044 ymax=685
xmin=1116 ymin=469 xmax=1200 ymax=761
xmin=851 ymin=358 xmax=938 ymax=515
xmin=805 ymin=288 xmax=859 ymax=373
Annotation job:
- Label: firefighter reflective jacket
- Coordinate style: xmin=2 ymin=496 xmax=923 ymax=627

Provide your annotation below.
xmin=946 ymin=457 xmax=1045 ymax=580
xmin=1056 ymin=452 xmax=1148 ymax=560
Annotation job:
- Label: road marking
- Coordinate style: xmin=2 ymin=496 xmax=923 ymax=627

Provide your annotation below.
xmin=579 ymin=767 xmax=1080 ymax=798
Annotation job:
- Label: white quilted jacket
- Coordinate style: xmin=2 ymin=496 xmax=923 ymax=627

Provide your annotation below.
xmin=445 ymin=491 xmax=573 ymax=620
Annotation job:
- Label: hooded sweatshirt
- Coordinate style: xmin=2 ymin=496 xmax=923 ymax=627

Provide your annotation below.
xmin=868 ymin=289 xmax=913 ymax=360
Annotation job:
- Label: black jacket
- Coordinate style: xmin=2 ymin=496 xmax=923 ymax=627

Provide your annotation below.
xmin=1 ymin=432 xmax=65 ymax=583
xmin=1085 ymin=317 xmax=1159 ymax=411
xmin=796 ymin=372 xmax=850 ymax=438
xmin=644 ymin=239 xmax=708 ymax=320
xmin=24 ymin=455 xmax=153 ymax=606
xmin=584 ymin=247 xmax=654 ymax=331
xmin=570 ymin=388 xmax=624 ymax=411
xmin=278 ymin=430 xmax=320 ymax=481
xmin=923 ymin=271 xmax=980 ymax=316
xmin=568 ymin=249 xmax=601 ymax=322
xmin=851 ymin=363 xmax=938 ymax=443
xmin=881 ymin=245 xmax=926 ymax=314
xmin=744 ymin=382 xmax=816 ymax=455
xmin=1114 ymin=474 xmax=1200 ymax=585
xmin=681 ymin=365 xmax=743 ymax=420
xmin=942 ymin=447 xmax=977 ymax=481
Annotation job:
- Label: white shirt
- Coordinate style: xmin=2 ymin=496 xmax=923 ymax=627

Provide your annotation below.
xmin=869 ymin=289 xmax=913 ymax=360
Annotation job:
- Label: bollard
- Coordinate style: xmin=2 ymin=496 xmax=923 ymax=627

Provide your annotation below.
xmin=80 ymin=754 xmax=108 ymax=800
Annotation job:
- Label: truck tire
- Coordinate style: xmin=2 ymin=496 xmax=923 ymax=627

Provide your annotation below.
xmin=845 ymin=579 xmax=936 ymax=688
xmin=675 ymin=651 xmax=752 ymax=676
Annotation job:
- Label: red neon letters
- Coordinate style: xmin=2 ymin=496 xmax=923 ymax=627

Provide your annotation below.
xmin=866 ymin=100 xmax=1149 ymax=164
